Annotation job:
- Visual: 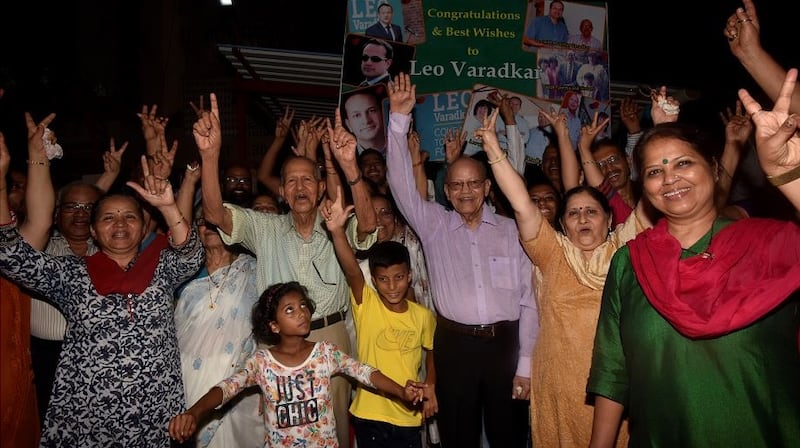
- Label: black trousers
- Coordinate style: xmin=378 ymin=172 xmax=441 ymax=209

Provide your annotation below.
xmin=30 ymin=336 xmax=62 ymax=426
xmin=433 ymin=319 xmax=528 ymax=448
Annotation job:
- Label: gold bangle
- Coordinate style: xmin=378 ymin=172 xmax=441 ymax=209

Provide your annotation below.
xmin=766 ymin=164 xmax=800 ymax=187
xmin=26 ymin=159 xmax=49 ymax=166
xmin=487 ymin=152 xmax=508 ymax=165
xmin=413 ymin=161 xmax=423 ymax=167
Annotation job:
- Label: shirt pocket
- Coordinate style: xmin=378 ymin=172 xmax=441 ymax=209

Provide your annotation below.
xmin=488 ymin=256 xmax=515 ymax=290
xmin=312 ymin=258 xmax=339 ymax=286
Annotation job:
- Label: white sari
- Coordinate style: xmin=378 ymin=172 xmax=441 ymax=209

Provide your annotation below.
xmin=174 ymin=254 xmax=265 ymax=448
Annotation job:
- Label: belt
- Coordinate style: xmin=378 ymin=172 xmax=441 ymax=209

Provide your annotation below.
xmin=310 ymin=311 xmax=345 ymax=331
xmin=436 ymin=316 xmax=516 ymax=338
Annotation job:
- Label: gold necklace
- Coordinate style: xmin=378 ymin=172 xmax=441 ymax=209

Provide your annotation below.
xmin=207 ymin=262 xmax=233 ymax=310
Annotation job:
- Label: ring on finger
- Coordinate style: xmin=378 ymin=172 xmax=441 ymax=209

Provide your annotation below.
xmin=750 ymin=109 xmax=762 ymax=117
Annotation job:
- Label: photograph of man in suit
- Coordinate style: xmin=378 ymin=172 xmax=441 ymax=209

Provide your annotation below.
xmin=365 ymin=2 xmax=403 ymax=42
xmin=359 ymin=38 xmax=393 ymax=87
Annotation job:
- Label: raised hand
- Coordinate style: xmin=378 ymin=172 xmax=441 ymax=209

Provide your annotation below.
xmin=539 ymin=107 xmax=569 ymax=138
xmin=320 ymin=185 xmax=354 ymax=230
xmin=720 ymin=100 xmax=754 ymax=147
xmin=192 ymin=93 xmax=222 ymax=158
xmin=650 ymin=86 xmax=680 ymax=125
xmin=443 ymin=128 xmax=466 ymax=164
xmin=25 ymin=112 xmax=56 ymax=161
xmin=738 ymin=68 xmax=800 ymax=175
xmin=327 ymin=109 xmax=358 ymax=168
xmin=138 ymin=104 xmax=169 ymax=143
xmin=580 ymin=111 xmax=611 ymax=143
xmin=183 ymin=161 xmax=201 ymax=186
xmin=126 ymin=155 xmax=176 ymax=208
xmin=473 ymin=107 xmax=502 ymax=155
xmin=407 ymin=130 xmax=428 ymax=166
xmin=388 ymin=73 xmax=417 ymax=115
xmin=149 ymin=135 xmax=178 ymax=181
xmin=619 ymin=96 xmax=642 ymax=133
xmin=103 ymin=138 xmax=128 ymax=177
xmin=276 ymin=105 xmax=295 ymax=140
xmin=724 ymin=0 xmax=760 ymax=57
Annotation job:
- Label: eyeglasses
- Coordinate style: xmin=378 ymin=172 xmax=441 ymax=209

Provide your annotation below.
xmin=445 ymin=179 xmax=484 ymax=191
xmin=225 ymin=176 xmax=251 ymax=185
xmin=60 ymin=202 xmax=95 ymax=213
xmin=596 ymin=155 xmax=622 ymax=169
xmin=361 ymin=55 xmax=388 ymax=63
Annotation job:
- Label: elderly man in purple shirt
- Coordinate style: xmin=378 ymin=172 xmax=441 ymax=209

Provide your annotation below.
xmin=385 ymin=73 xmax=538 ymax=447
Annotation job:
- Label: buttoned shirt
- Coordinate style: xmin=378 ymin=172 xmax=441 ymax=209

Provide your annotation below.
xmin=219 ymin=204 xmax=376 ymax=318
xmin=386 ymin=112 xmax=538 ymax=377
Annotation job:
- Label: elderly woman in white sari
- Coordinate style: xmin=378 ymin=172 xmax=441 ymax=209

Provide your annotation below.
xmin=173 ymin=214 xmax=265 ymax=448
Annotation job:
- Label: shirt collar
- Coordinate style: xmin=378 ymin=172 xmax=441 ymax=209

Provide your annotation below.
xmin=446 ymin=203 xmax=498 ymax=231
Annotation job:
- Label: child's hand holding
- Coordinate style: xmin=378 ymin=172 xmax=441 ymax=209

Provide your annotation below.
xmin=421 ymin=383 xmax=439 ymax=419
xmin=168 ymin=412 xmax=198 ymax=443
xmin=403 ymin=379 xmax=426 ymax=405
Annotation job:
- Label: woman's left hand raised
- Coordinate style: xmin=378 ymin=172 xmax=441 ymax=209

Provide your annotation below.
xmin=126 ymin=154 xmax=176 ymax=208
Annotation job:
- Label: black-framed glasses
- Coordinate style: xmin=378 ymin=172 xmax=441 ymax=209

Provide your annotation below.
xmin=60 ymin=202 xmax=95 ymax=213
xmin=596 ymin=155 xmax=621 ymax=169
xmin=225 ymin=176 xmax=251 ymax=185
xmin=361 ymin=55 xmax=388 ymax=63
xmin=445 ymin=179 xmax=484 ymax=191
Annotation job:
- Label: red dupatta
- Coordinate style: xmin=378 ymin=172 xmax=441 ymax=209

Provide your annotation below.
xmin=628 ymin=218 xmax=800 ymax=341
xmin=85 ymin=234 xmax=169 ymax=295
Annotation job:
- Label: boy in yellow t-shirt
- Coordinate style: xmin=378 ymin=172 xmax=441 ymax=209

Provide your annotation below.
xmin=324 ymin=191 xmax=437 ymax=448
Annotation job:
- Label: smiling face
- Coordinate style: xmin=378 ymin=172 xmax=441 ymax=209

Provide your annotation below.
xmin=270 ymin=290 xmax=313 ymax=337
xmin=549 ymin=1 xmax=564 ymax=21
xmin=444 ymin=157 xmax=490 ymax=221
xmin=372 ymin=195 xmax=397 ymax=242
xmin=359 ymin=151 xmax=387 ymax=186
xmin=222 ymin=165 xmax=253 ymax=206
xmin=371 ymin=263 xmax=411 ymax=312
xmin=560 ymin=190 xmax=611 ymax=253
xmin=344 ymin=93 xmax=385 ymax=146
xmin=528 ymin=183 xmax=559 ymax=225
xmin=594 ymin=144 xmax=631 ymax=190
xmin=90 ymin=195 xmax=146 ymax=259
xmin=640 ymin=136 xmax=717 ymax=222
xmin=279 ymin=157 xmax=324 ymax=215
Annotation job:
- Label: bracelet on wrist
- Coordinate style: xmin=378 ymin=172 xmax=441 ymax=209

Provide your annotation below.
xmin=766 ymin=164 xmax=800 ymax=187
xmin=487 ymin=152 xmax=508 ymax=165
xmin=347 ymin=174 xmax=363 ymax=186
xmin=582 ymin=160 xmax=598 ymax=166
xmin=27 ymin=159 xmax=49 ymax=166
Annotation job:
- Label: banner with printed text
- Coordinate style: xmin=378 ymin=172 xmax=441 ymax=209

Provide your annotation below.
xmin=341 ymin=0 xmax=609 ymax=161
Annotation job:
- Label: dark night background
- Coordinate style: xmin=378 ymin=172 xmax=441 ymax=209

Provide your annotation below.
xmin=1 ymin=0 xmax=798 ymax=187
